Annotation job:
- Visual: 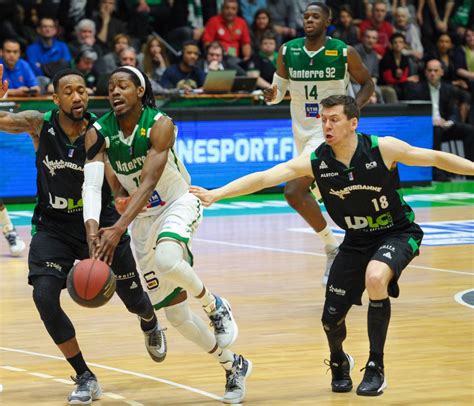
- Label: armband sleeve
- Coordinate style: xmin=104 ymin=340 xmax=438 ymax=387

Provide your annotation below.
xmin=83 ymin=161 xmax=104 ymax=224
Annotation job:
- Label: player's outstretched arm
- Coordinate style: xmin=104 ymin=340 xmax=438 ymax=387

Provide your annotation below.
xmin=0 ymin=109 xmax=44 ymax=140
xmin=379 ymin=136 xmax=474 ymax=176
xmin=347 ymin=46 xmax=375 ymax=108
xmin=190 ymin=153 xmax=313 ymax=207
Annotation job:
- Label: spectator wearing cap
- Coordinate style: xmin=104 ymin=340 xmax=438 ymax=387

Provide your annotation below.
xmin=202 ymin=0 xmax=252 ymax=62
xmin=1 ymin=39 xmax=40 ymax=97
xmin=26 ymin=17 xmax=72 ymax=77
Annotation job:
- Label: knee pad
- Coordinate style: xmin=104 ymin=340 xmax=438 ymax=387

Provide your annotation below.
xmin=165 ymin=302 xmax=215 ymax=351
xmin=155 ymin=240 xmax=185 ymax=275
xmin=32 ymin=277 xmax=62 ymax=323
xmin=321 ymin=301 xmax=351 ymax=331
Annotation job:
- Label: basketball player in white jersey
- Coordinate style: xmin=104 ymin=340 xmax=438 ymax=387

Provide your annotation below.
xmin=264 ymin=2 xmax=374 ymax=284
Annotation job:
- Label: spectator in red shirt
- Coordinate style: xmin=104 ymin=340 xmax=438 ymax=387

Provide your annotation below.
xmin=379 ymin=33 xmax=419 ymax=100
xmin=202 ymin=0 xmax=252 ymax=62
xmin=359 ymin=0 xmax=394 ymax=57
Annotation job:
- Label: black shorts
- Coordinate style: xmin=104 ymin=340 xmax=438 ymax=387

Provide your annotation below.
xmin=28 ymin=215 xmax=139 ymax=289
xmin=326 ymin=223 xmax=424 ymax=305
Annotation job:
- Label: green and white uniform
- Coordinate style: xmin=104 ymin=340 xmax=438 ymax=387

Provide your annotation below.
xmin=93 ymin=106 xmax=203 ymax=309
xmin=283 ymin=37 xmax=349 ymax=154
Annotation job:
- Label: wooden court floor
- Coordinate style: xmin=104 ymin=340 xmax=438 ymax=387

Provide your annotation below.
xmin=0 ymin=206 xmax=473 ymax=405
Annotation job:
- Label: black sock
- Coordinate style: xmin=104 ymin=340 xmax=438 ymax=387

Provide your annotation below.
xmin=139 ymin=310 xmax=157 ymax=332
xmin=325 ymin=320 xmax=347 ymax=364
xmin=67 ymin=352 xmax=92 ymax=376
xmin=367 ymin=298 xmax=391 ymax=368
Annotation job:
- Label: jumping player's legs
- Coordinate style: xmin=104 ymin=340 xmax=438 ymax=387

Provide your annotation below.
xmin=287 ymin=135 xmax=339 ymax=285
xmin=132 ymin=193 xmax=238 ymax=349
xmin=164 ymin=294 xmax=252 ymax=404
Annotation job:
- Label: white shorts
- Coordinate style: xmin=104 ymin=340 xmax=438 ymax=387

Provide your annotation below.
xmin=131 ymin=192 xmax=203 ymax=309
xmin=293 ymin=123 xmax=325 ymax=155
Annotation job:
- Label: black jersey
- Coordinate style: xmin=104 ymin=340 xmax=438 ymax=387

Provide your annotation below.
xmin=311 ymin=133 xmax=416 ymax=236
xmin=32 ymin=109 xmax=116 ymax=229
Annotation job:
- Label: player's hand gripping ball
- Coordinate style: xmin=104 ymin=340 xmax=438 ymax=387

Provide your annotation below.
xmin=67 ymin=259 xmax=116 ymax=307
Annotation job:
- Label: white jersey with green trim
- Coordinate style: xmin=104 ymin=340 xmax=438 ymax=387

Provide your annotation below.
xmin=93 ymin=106 xmax=190 ymax=217
xmin=283 ymin=37 xmax=350 ymax=142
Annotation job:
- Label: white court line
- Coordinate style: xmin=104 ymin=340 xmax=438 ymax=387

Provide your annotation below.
xmin=1 ymin=366 xmax=26 ymax=372
xmin=125 ymin=401 xmax=145 ymax=406
xmin=28 ymin=372 xmax=54 ymax=379
xmin=104 ymin=392 xmax=126 ymax=400
xmin=195 ymin=238 xmax=474 ymax=276
xmin=0 ymin=347 xmax=223 ymax=402
xmin=454 ymin=289 xmax=474 ymax=309
xmin=54 ymin=378 xmax=74 ymax=385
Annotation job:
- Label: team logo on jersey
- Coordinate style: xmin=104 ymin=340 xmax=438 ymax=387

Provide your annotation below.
xmin=43 ymin=155 xmax=83 ymax=176
xmin=366 ymin=161 xmax=378 ymax=170
xmin=325 ymin=50 xmax=338 ymax=56
xmin=48 ymin=127 xmax=56 ymax=136
xmin=305 ymin=103 xmax=320 ymax=118
xmin=140 ymin=128 xmax=146 ymax=137
xmin=319 ymin=161 xmax=328 ymax=169
xmin=329 ymin=184 xmax=383 ymax=199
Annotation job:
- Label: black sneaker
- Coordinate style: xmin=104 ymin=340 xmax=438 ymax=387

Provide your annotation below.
xmin=356 ymin=361 xmax=387 ymax=396
xmin=324 ymin=353 xmax=354 ymax=392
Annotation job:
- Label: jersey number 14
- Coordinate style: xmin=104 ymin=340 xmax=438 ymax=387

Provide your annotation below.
xmin=304 ymin=84 xmax=318 ymax=100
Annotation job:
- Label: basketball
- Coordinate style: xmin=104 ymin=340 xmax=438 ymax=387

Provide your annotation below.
xmin=67 ymin=259 xmax=116 ymax=308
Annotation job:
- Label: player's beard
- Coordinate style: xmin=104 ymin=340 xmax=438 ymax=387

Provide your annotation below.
xmin=62 ymin=107 xmax=85 ymax=122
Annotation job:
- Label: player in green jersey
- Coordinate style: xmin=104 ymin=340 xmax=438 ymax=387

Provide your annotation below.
xmin=83 ymin=66 xmax=251 ymax=403
xmin=190 ymin=95 xmax=473 ymax=397
xmin=264 ymin=2 xmax=375 ymax=285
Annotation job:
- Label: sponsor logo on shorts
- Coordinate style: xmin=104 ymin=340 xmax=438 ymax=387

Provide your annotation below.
xmin=329 ymin=285 xmax=346 ymax=296
xmin=130 ymin=281 xmax=138 ymax=289
xmin=116 ymin=272 xmax=136 ymax=280
xmin=46 ymin=262 xmax=62 ymax=271
xmin=383 ymin=252 xmax=393 ymax=259
xmin=380 ymin=244 xmax=396 ymax=252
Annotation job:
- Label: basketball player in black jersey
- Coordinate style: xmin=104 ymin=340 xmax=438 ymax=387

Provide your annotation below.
xmin=191 ymin=95 xmax=474 ymax=397
xmin=0 ymin=65 xmax=166 ymax=405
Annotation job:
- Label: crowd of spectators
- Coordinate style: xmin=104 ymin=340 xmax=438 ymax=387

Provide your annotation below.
xmin=0 ymin=0 xmax=473 ymax=173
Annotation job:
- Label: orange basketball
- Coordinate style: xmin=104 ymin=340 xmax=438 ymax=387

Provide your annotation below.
xmin=67 ymin=259 xmax=116 ymax=308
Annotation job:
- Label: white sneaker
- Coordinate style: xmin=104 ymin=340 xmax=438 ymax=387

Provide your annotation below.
xmin=206 ymin=296 xmax=238 ymax=349
xmin=67 ymin=371 xmax=102 ymax=404
xmin=3 ymin=225 xmax=26 ymax=257
xmin=143 ymin=320 xmax=167 ymax=363
xmin=322 ymin=246 xmax=339 ymax=286
xmin=223 ymin=354 xmax=253 ymax=404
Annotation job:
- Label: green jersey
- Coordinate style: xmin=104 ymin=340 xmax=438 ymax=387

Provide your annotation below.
xmin=283 ymin=37 xmax=349 ymax=141
xmin=93 ymin=106 xmax=190 ymax=217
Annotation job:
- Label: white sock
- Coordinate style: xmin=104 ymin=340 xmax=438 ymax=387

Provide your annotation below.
xmin=214 ymin=348 xmax=235 ymax=371
xmin=317 ymin=225 xmax=338 ymax=250
xmin=0 ymin=207 xmax=13 ymax=231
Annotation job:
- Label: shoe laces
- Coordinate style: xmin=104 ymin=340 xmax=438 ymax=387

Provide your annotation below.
xmin=360 ymin=363 xmax=383 ymax=379
xmin=71 ymin=372 xmax=93 ymax=391
xmin=209 ymin=309 xmax=227 ymax=334
xmin=147 ymin=326 xmax=167 ymax=347
xmin=4 ymin=231 xmax=18 ymax=247
xmin=225 ymin=355 xmax=246 ymax=391
xmin=324 ymin=358 xmax=350 ymax=379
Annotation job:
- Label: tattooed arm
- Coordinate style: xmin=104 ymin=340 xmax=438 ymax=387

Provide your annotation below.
xmin=0 ymin=110 xmax=44 ymax=149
